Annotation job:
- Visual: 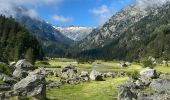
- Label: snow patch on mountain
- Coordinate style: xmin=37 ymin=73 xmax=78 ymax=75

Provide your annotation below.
xmin=54 ymin=26 xmax=94 ymax=41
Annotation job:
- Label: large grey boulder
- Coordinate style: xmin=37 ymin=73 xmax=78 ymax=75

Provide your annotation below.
xmin=140 ymin=67 xmax=157 ymax=79
xmin=90 ymin=69 xmax=104 ymax=81
xmin=80 ymin=71 xmax=89 ymax=82
xmin=0 ymin=72 xmax=17 ymax=85
xmin=13 ymin=74 xmax=46 ymax=99
xmin=118 ymin=85 xmax=137 ymax=100
xmin=13 ymin=59 xmax=36 ymax=79
xmin=150 ymin=79 xmax=170 ymax=92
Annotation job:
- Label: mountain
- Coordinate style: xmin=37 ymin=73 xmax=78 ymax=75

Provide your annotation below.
xmin=0 ymin=6 xmax=74 ymax=57
xmin=13 ymin=7 xmax=73 ymax=45
xmin=78 ymin=0 xmax=170 ymax=61
xmin=0 ymin=15 xmax=44 ymax=62
xmin=54 ymin=26 xmax=94 ymax=41
xmin=78 ymin=0 xmax=168 ymax=50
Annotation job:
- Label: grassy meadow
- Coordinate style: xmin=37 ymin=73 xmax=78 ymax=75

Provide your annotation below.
xmin=35 ymin=58 xmax=170 ymax=100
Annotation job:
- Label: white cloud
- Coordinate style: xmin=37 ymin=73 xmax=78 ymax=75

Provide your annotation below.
xmin=90 ymin=5 xmax=112 ymax=25
xmin=90 ymin=5 xmax=110 ymax=15
xmin=0 ymin=0 xmax=63 ymax=19
xmin=52 ymin=15 xmax=72 ymax=23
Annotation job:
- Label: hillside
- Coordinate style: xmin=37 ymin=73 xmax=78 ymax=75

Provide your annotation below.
xmin=78 ymin=1 xmax=170 ymax=61
xmin=0 ymin=15 xmax=44 ymax=62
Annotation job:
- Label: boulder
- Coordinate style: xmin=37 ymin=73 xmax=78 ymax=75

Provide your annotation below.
xmin=120 ymin=62 xmax=130 ymax=68
xmin=61 ymin=65 xmax=78 ymax=83
xmin=80 ymin=71 xmax=89 ymax=82
xmin=0 ymin=72 xmax=17 ymax=85
xmin=90 ymin=69 xmax=104 ymax=81
xmin=103 ymin=72 xmax=113 ymax=78
xmin=150 ymin=79 xmax=170 ymax=92
xmin=118 ymin=85 xmax=137 ymax=100
xmin=61 ymin=64 xmax=77 ymax=73
xmin=0 ymin=84 xmax=11 ymax=91
xmin=9 ymin=62 xmax=16 ymax=71
xmin=15 ymin=59 xmax=33 ymax=69
xmin=13 ymin=59 xmax=36 ymax=79
xmin=13 ymin=69 xmax=28 ymax=79
xmin=53 ymin=69 xmax=58 ymax=77
xmin=140 ymin=67 xmax=158 ymax=79
xmin=13 ymin=74 xmax=46 ymax=99
xmin=48 ymin=82 xmax=62 ymax=88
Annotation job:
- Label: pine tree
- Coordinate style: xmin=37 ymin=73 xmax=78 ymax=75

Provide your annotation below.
xmin=25 ymin=48 xmax=35 ymax=64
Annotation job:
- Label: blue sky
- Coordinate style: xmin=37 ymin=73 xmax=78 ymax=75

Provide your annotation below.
xmin=42 ymin=0 xmax=135 ymax=27
xmin=0 ymin=0 xmax=135 ymax=27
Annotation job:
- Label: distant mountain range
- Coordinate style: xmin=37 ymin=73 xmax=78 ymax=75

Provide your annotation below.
xmin=1 ymin=0 xmax=170 ymax=61
xmin=54 ymin=26 xmax=94 ymax=41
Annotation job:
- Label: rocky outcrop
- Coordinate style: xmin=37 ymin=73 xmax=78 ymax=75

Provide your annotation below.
xmin=61 ymin=65 xmax=79 ymax=84
xmin=118 ymin=85 xmax=137 ymax=100
xmin=13 ymin=74 xmax=46 ymax=99
xmin=0 ymin=72 xmax=17 ymax=85
xmin=150 ymin=79 xmax=170 ymax=92
xmin=13 ymin=59 xmax=36 ymax=79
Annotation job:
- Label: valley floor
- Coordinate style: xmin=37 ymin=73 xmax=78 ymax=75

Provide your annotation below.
xmin=35 ymin=58 xmax=170 ymax=100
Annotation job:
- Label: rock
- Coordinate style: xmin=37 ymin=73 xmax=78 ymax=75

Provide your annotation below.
xmin=61 ymin=64 xmax=77 ymax=73
xmin=48 ymin=82 xmax=62 ymax=88
xmin=0 ymin=72 xmax=17 ymax=85
xmin=90 ymin=69 xmax=104 ymax=81
xmin=15 ymin=59 xmax=33 ymax=69
xmin=103 ymin=72 xmax=113 ymax=78
xmin=0 ymin=84 xmax=11 ymax=91
xmin=150 ymin=79 xmax=170 ymax=92
xmin=13 ymin=69 xmax=28 ymax=79
xmin=117 ymin=72 xmax=126 ymax=77
xmin=29 ymin=68 xmax=45 ymax=76
xmin=0 ymin=92 xmax=5 ymax=100
xmin=140 ymin=67 xmax=158 ymax=79
xmin=120 ymin=62 xmax=130 ymax=67
xmin=13 ymin=59 xmax=36 ymax=79
xmin=13 ymin=74 xmax=46 ymax=99
xmin=139 ymin=77 xmax=152 ymax=86
xmin=67 ymin=75 xmax=80 ymax=85
xmin=135 ymin=80 xmax=144 ymax=89
xmin=53 ymin=69 xmax=58 ymax=77
xmin=80 ymin=71 xmax=89 ymax=82
xmin=118 ymin=85 xmax=137 ymax=100
xmin=9 ymin=62 xmax=16 ymax=72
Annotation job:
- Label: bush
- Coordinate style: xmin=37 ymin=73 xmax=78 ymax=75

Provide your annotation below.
xmin=143 ymin=60 xmax=155 ymax=69
xmin=130 ymin=70 xmax=139 ymax=80
xmin=35 ymin=61 xmax=50 ymax=66
xmin=0 ymin=63 xmax=11 ymax=75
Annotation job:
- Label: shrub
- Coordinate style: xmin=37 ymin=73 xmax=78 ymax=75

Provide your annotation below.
xmin=130 ymin=70 xmax=139 ymax=80
xmin=35 ymin=61 xmax=50 ymax=66
xmin=143 ymin=60 xmax=155 ymax=69
xmin=0 ymin=63 xmax=11 ymax=75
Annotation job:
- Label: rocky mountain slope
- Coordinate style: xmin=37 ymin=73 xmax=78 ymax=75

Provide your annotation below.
xmin=78 ymin=0 xmax=170 ymax=50
xmin=54 ymin=26 xmax=94 ymax=41
xmin=78 ymin=1 xmax=170 ymax=61
xmin=13 ymin=7 xmax=73 ymax=45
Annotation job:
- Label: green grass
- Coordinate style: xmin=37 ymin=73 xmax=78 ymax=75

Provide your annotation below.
xmin=47 ymin=77 xmax=128 ymax=100
xmin=40 ymin=58 xmax=170 ymax=100
xmin=46 ymin=77 xmax=61 ymax=82
xmin=0 ymin=80 xmax=4 ymax=85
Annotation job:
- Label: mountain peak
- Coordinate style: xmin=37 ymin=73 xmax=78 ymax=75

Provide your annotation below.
xmin=54 ymin=26 xmax=94 ymax=41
